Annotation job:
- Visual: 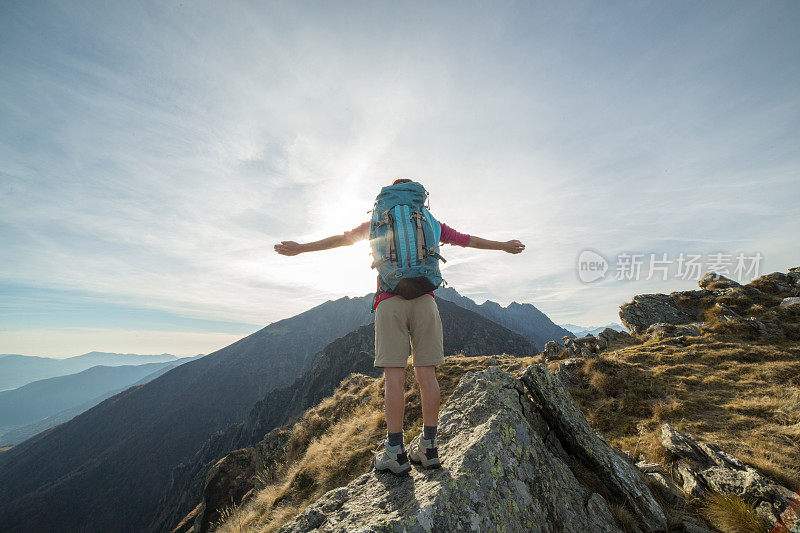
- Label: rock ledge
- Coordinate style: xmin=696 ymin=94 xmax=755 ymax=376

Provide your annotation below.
xmin=279 ymin=365 xmax=667 ymax=532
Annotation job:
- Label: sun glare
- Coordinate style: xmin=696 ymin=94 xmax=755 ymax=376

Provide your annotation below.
xmin=308 ymin=241 xmax=376 ymax=295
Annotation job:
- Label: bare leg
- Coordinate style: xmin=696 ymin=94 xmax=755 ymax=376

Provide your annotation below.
xmin=414 ymin=365 xmax=440 ymax=427
xmin=383 ymin=367 xmax=406 ymax=434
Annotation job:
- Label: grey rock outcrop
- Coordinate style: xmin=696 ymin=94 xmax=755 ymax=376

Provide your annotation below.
xmin=780 ymin=296 xmax=800 ymax=307
xmin=172 ymin=429 xmax=290 ymax=533
xmin=753 ymin=271 xmax=800 ymax=296
xmin=788 ymin=267 xmax=800 ymax=287
xmin=541 ymin=340 xmax=563 ymax=361
xmin=596 ymin=327 xmax=630 ymax=350
xmin=551 ymin=359 xmax=584 ymax=388
xmin=698 ymin=272 xmax=740 ymax=289
xmin=618 ymin=268 xmax=800 ymax=342
xmin=619 ymin=294 xmax=702 ymax=335
xmin=660 ymin=424 xmax=797 ymax=526
xmin=279 ymin=365 xmax=667 ymax=532
xmin=563 ymin=335 xmax=598 ymax=358
xmin=644 ymin=322 xmax=703 ymax=340
xmin=555 ymin=329 xmax=635 ymax=357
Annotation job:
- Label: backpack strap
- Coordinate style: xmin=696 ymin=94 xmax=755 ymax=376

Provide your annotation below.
xmin=411 ymin=210 xmax=425 ymax=265
xmin=385 ymin=211 xmax=398 ymax=265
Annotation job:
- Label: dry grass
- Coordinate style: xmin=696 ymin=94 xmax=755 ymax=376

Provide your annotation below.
xmin=702 ymin=307 xmax=759 ymax=340
xmin=0 ymin=446 xmax=13 ymax=453
xmin=216 ymin=354 xmax=535 ymax=532
xmin=609 ymin=503 xmax=640 ymax=532
xmin=702 ymin=493 xmax=770 ymax=533
xmin=569 ymin=337 xmax=800 ymax=491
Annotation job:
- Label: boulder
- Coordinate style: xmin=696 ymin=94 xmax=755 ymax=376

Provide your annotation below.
xmin=780 ymin=296 xmax=800 ymax=308
xmin=541 ymin=340 xmax=562 ymax=361
xmin=619 ymin=294 xmax=701 ymax=335
xmin=551 ymin=359 xmax=584 ymax=389
xmin=563 ymin=335 xmax=598 ymax=358
xmin=279 ymin=365 xmax=667 ymax=532
xmin=596 ymin=327 xmax=631 ymax=349
xmin=660 ymin=424 xmax=796 ymax=525
xmin=520 ymin=364 xmax=667 ymax=531
xmin=751 ymin=272 xmax=800 ymax=297
xmin=644 ymin=322 xmax=703 ymax=340
xmin=699 ymin=272 xmax=740 ymax=289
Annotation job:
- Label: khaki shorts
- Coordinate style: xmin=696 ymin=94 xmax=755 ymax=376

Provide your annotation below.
xmin=374 ymin=294 xmax=444 ymax=368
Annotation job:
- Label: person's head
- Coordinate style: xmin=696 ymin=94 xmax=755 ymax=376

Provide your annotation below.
xmin=392 ymin=178 xmax=415 ymax=186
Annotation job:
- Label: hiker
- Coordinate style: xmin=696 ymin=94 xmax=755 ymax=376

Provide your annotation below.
xmin=274 ymin=179 xmax=525 ymax=476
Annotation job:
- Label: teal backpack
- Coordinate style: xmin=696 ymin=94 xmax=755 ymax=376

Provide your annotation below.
xmin=369 ymin=181 xmax=446 ymax=303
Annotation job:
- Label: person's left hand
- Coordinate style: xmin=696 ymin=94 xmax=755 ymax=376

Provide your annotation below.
xmin=503 ymin=240 xmax=525 ymax=254
xmin=274 ymin=241 xmax=305 ymax=256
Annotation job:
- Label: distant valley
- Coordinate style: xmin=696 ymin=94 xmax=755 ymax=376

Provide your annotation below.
xmin=0 ymin=356 xmax=202 ymax=446
xmin=0 ymin=351 xmax=185 ymax=391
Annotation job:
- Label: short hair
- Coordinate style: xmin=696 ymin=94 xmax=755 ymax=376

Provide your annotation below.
xmin=392 ymin=178 xmax=414 ymax=186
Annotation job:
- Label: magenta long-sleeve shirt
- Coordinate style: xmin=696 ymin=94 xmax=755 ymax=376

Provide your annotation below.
xmin=344 ymin=221 xmax=471 ymax=308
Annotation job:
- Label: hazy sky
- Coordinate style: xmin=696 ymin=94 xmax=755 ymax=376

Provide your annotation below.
xmin=1 ymin=1 xmax=799 ymax=357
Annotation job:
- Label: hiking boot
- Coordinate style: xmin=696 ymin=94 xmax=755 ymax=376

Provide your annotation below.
xmin=409 ymin=436 xmax=440 ymax=469
xmin=373 ymin=442 xmax=411 ymax=477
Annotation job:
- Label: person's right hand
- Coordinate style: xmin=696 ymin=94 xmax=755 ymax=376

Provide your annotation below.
xmin=503 ymin=240 xmax=525 ymax=254
xmin=274 ymin=241 xmax=305 ymax=256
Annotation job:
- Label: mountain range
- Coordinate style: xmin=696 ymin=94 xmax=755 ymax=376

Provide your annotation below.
xmin=559 ymin=322 xmax=626 ymax=337
xmin=434 ymin=286 xmax=573 ymax=348
xmin=0 ymin=357 xmax=202 ymax=447
xmin=0 ymin=295 xmax=378 ymax=532
xmin=0 ymin=290 xmax=555 ymax=532
xmin=0 ymin=351 xmax=183 ymax=391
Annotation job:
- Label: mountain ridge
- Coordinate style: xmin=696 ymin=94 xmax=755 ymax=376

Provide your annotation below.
xmin=0 ymin=361 xmax=181 ymax=431
xmin=0 ymin=351 xmax=184 ymax=391
xmin=0 ymin=357 xmax=204 ymax=447
xmin=434 ymin=286 xmax=573 ymax=348
xmin=0 ymin=295 xmax=378 ymax=532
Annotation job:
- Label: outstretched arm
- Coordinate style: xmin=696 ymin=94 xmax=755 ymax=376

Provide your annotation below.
xmin=276 ymin=222 xmax=369 ymax=256
xmin=274 ymin=234 xmax=351 ymax=256
xmin=466 ymin=236 xmax=525 ymax=254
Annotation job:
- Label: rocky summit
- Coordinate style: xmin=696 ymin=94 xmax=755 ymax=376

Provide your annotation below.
xmin=189 ymin=269 xmax=800 ymax=533
xmin=619 ymin=268 xmax=800 ymax=339
xmin=278 ymin=364 xmax=668 ymax=532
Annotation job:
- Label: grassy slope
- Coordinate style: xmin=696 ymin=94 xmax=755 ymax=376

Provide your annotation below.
xmin=569 ymin=337 xmax=800 ymax=490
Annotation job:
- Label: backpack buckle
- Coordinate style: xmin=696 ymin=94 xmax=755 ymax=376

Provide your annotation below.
xmin=427 ymin=250 xmax=447 ymax=263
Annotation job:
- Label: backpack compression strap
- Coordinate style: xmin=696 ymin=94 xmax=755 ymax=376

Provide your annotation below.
xmin=411 ymin=210 xmax=425 ymax=263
